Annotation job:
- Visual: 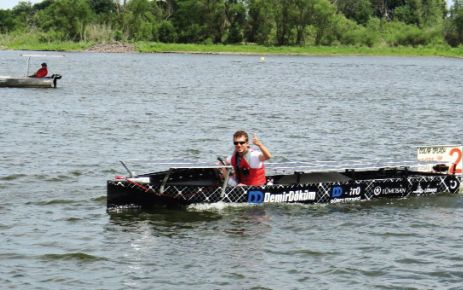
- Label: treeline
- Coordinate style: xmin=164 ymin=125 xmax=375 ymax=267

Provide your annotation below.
xmin=1 ymin=0 xmax=463 ymax=47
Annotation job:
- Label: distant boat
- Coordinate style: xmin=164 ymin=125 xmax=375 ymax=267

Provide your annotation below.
xmin=0 ymin=54 xmax=63 ymax=88
xmin=0 ymin=74 xmax=62 ymax=88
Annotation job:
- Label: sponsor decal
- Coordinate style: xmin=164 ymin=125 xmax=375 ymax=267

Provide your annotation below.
xmin=248 ymin=190 xmax=264 ymax=204
xmin=330 ymin=196 xmax=361 ymax=203
xmin=382 ymin=187 xmax=406 ymax=195
xmin=331 ymin=186 xmax=362 ymax=202
xmin=374 ymin=186 xmax=406 ymax=196
xmin=331 ymin=186 xmax=343 ymax=198
xmin=417 ymin=145 xmax=462 ymax=175
xmin=264 ymin=190 xmax=316 ymax=203
xmin=412 ymin=186 xmax=438 ymax=194
xmin=417 ymin=146 xmax=447 ymax=155
xmin=449 ymin=179 xmax=459 ymax=190
xmin=346 ymin=186 xmax=361 ymax=196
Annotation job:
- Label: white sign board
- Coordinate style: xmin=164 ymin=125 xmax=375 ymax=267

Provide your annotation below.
xmin=417 ymin=145 xmax=462 ymax=175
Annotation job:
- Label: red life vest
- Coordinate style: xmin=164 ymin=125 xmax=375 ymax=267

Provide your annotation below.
xmin=35 ymin=68 xmax=48 ymax=78
xmin=231 ymin=151 xmax=266 ymax=186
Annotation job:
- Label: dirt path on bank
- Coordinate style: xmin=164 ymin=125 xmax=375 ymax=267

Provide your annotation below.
xmin=85 ymin=42 xmax=135 ymax=53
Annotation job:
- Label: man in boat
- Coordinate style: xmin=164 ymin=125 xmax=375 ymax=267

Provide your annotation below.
xmin=29 ymin=63 xmax=48 ymax=78
xmin=226 ymin=130 xmax=272 ymax=186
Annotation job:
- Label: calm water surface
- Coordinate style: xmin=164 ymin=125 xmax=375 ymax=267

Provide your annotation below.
xmin=1 ymin=51 xmax=463 ymax=289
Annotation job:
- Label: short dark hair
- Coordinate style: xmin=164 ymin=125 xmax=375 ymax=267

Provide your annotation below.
xmin=41 ymin=63 xmax=47 ymax=67
xmin=233 ymin=130 xmax=248 ymax=142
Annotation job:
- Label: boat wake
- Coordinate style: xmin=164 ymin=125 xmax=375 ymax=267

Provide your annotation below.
xmin=187 ymin=201 xmax=254 ymax=211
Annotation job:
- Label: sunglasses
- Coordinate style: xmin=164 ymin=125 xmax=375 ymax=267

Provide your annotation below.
xmin=233 ymin=141 xmax=247 ymax=145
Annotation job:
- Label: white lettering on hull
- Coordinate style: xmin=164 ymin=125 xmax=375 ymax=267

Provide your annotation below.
xmin=264 ymin=190 xmax=316 ymax=203
xmin=374 ymin=186 xmax=406 ymax=196
xmin=412 ymin=187 xmax=438 ymax=194
xmin=382 ymin=188 xmax=406 ymax=195
xmin=330 ymin=196 xmax=361 ymax=203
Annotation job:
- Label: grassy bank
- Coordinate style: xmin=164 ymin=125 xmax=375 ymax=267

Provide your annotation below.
xmin=0 ymin=33 xmax=93 ymax=51
xmin=2 ymin=33 xmax=463 ymax=57
xmin=136 ymin=42 xmax=463 ymax=57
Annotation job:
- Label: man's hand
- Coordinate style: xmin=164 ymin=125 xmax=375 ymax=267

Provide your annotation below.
xmin=252 ymin=133 xmax=272 ymax=161
xmin=252 ymin=133 xmax=262 ymax=147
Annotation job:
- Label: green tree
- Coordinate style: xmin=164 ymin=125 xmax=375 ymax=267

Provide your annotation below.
xmin=173 ymin=0 xmax=208 ymax=42
xmin=246 ymin=0 xmax=274 ymax=44
xmin=332 ymin=14 xmax=378 ymax=46
xmin=173 ymin=0 xmax=227 ymax=43
xmin=393 ymin=0 xmax=423 ymax=26
xmin=312 ymin=0 xmax=336 ymax=45
xmin=36 ymin=0 xmax=94 ymax=41
xmin=203 ymin=0 xmax=228 ymax=43
xmin=420 ymin=0 xmax=445 ymax=27
xmin=33 ymin=0 xmax=54 ymax=10
xmin=224 ymin=0 xmax=246 ymax=43
xmin=335 ymin=0 xmax=372 ymax=25
xmin=293 ymin=0 xmax=313 ymax=45
xmin=157 ymin=0 xmax=176 ymax=20
xmin=370 ymin=0 xmax=405 ymax=20
xmin=90 ymin=0 xmax=116 ymax=14
xmin=445 ymin=0 xmax=463 ymax=46
xmin=157 ymin=19 xmax=177 ymax=42
xmin=0 ymin=9 xmax=16 ymax=33
xmin=11 ymin=1 xmax=35 ymax=31
xmin=273 ymin=0 xmax=294 ymax=45
xmin=88 ymin=0 xmax=117 ymax=28
xmin=393 ymin=0 xmax=444 ymax=27
xmin=123 ymin=0 xmax=161 ymax=41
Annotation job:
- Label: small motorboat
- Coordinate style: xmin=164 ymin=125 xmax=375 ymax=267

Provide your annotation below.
xmin=0 ymin=74 xmax=62 ymax=88
xmin=0 ymin=54 xmax=63 ymax=88
xmin=106 ymin=146 xmax=462 ymax=210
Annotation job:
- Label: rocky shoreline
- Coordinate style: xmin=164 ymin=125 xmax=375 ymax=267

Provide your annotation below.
xmin=85 ymin=42 xmax=135 ymax=53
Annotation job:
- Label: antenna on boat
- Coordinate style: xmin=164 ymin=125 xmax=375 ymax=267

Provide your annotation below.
xmin=120 ymin=160 xmax=135 ymax=177
xmin=25 ymin=56 xmax=31 ymax=76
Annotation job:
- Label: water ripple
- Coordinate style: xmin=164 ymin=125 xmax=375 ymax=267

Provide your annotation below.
xmin=39 ymin=253 xmax=107 ymax=262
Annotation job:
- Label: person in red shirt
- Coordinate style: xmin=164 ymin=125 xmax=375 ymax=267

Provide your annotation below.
xmin=30 ymin=63 xmax=48 ymax=78
xmin=226 ymin=131 xmax=272 ymax=186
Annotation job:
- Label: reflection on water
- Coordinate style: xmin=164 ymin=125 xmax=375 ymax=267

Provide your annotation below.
xmin=109 ymin=207 xmax=223 ymax=225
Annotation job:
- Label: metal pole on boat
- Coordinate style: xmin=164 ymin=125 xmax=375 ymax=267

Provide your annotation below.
xmin=25 ymin=56 xmax=31 ymax=77
xmin=160 ymin=169 xmax=172 ymax=194
xmin=220 ymin=167 xmax=231 ymax=197
xmin=217 ymin=157 xmax=230 ymax=197
xmin=120 ymin=160 xmax=135 ymax=177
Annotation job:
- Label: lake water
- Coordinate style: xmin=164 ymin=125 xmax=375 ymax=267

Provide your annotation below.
xmin=1 ymin=50 xmax=462 ymax=289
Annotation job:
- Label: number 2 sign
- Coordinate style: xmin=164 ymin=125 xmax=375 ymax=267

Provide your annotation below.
xmin=417 ymin=145 xmax=462 ymax=175
xmin=449 ymin=147 xmax=462 ymax=174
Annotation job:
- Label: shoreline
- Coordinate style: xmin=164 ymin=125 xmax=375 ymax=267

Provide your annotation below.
xmin=1 ymin=41 xmax=462 ymax=58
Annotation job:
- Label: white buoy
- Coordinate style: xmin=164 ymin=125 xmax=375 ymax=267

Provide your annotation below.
xmin=260 ymin=56 xmax=265 ymax=62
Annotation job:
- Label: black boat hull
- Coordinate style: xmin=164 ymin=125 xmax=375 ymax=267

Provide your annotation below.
xmin=107 ymin=168 xmax=461 ymax=209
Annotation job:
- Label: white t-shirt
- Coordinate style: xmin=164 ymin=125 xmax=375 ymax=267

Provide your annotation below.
xmin=226 ymin=149 xmax=264 ymax=186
